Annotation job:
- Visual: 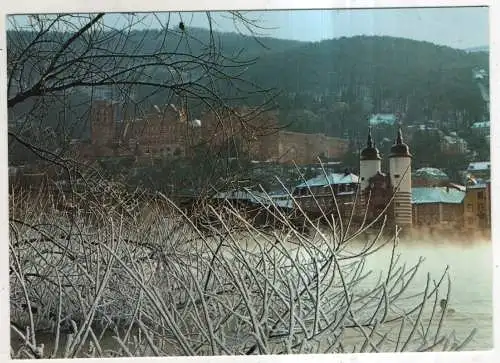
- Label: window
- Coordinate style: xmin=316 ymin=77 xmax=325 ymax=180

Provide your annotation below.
xmin=394 ymin=174 xmax=400 ymax=178
xmin=467 ymin=203 xmax=473 ymax=212
xmin=478 ymin=191 xmax=484 ymax=200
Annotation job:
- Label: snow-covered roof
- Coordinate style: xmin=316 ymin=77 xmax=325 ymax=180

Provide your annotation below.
xmin=471 ymin=121 xmax=490 ymax=129
xmin=213 ymin=190 xmax=294 ymax=209
xmin=467 ymin=162 xmax=490 ymax=171
xmin=369 ymin=114 xmax=397 ymax=126
xmin=412 ymin=187 xmax=465 ymax=204
xmin=413 ymin=168 xmax=449 ymax=179
xmin=295 ymin=172 xmax=359 ymax=189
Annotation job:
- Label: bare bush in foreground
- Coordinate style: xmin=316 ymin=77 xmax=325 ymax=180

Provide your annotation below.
xmin=9 ymin=185 xmax=475 ymax=358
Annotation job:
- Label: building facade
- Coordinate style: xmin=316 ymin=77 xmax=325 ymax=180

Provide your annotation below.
xmin=440 ymin=133 xmax=469 ymax=155
xmin=85 ymin=100 xmax=348 ymax=164
xmin=268 ymin=131 xmax=349 ymax=164
xmin=291 ymin=171 xmax=359 ymax=217
xmin=411 ymin=187 xmax=465 ymax=231
xmin=463 ymin=182 xmax=491 ymax=232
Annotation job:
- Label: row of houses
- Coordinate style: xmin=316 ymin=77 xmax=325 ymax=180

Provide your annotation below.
xmin=411 ymin=183 xmax=490 ymax=232
xmin=369 ymin=112 xmax=489 ymax=155
xmin=217 ymin=171 xmax=489 ymax=235
xmin=290 ymin=172 xmax=489 ymax=234
xmin=216 ymin=128 xmax=490 ymax=236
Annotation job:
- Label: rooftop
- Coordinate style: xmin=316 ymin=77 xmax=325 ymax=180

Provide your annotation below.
xmin=213 ymin=190 xmax=294 ymax=209
xmin=443 ymin=135 xmax=467 ymax=144
xmin=412 ymin=187 xmax=465 ymax=205
xmin=467 ymin=183 xmax=488 ymax=190
xmin=369 ymin=114 xmax=397 ymax=126
xmin=471 ymin=121 xmax=490 ymax=129
xmin=467 ymin=162 xmax=490 ymax=171
xmin=295 ymin=172 xmax=359 ymax=189
xmin=413 ymin=167 xmax=449 ymax=180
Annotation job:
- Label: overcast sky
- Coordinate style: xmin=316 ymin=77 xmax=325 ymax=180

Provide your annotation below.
xmin=9 ymin=6 xmax=488 ymax=50
xmin=180 ymin=7 xmax=489 ymax=49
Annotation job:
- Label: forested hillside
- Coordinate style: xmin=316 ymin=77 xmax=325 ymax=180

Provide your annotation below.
xmin=7 ymin=28 xmax=488 ymax=141
xmin=244 ymin=35 xmax=488 ymax=137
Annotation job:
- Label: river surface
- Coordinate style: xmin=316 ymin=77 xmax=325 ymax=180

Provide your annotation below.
xmin=11 ymin=237 xmax=493 ymax=356
xmin=351 ymin=238 xmax=493 ymax=350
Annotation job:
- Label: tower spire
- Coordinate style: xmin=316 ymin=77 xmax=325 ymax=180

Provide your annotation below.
xmin=389 ymin=126 xmax=411 ymax=158
xmin=367 ymin=127 xmax=374 ymax=148
xmin=360 ymin=127 xmax=381 ymax=161
xmin=396 ymin=126 xmax=403 ymax=144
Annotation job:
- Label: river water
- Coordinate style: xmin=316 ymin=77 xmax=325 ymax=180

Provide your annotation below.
xmin=349 ymin=237 xmax=493 ymax=350
xmin=11 ymin=236 xmax=493 ymax=356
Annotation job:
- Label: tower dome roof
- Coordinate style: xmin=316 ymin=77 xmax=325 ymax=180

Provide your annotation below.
xmin=360 ymin=128 xmax=381 ymax=160
xmin=389 ymin=128 xmax=412 ymax=158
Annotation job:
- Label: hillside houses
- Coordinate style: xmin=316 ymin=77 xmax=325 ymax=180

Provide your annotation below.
xmin=471 ymin=121 xmax=490 ymax=137
xmin=369 ymin=113 xmax=398 ymax=127
xmin=440 ymin=132 xmax=469 ymax=155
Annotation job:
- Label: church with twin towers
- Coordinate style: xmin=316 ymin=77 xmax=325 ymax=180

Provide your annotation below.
xmin=359 ymin=127 xmax=413 ymax=231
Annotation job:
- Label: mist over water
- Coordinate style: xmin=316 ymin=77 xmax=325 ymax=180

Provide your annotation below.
xmin=11 ymin=233 xmax=492 ymax=356
xmin=356 ymin=238 xmax=493 ymax=350
xmin=233 ymin=232 xmax=493 ymax=351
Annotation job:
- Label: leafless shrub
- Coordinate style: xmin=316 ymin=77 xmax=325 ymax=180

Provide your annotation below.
xmin=7 ymin=11 xmax=476 ymax=359
xmin=9 ymin=181 xmax=474 ymax=358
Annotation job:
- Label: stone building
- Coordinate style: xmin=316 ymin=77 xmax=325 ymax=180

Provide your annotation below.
xmin=463 ymin=181 xmax=491 ymax=232
xmin=291 ymin=171 xmax=359 ymax=217
xmin=257 ymin=131 xmax=349 ymax=164
xmin=359 ymin=127 xmax=413 ymax=231
xmin=88 ymin=100 xmax=195 ymax=158
xmin=411 ymin=186 xmax=465 ymax=230
xmin=412 ymin=168 xmax=450 ymax=187
xmin=85 ymin=100 xmax=348 ymax=164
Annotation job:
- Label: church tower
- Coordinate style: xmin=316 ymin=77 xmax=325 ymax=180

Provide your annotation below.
xmin=389 ymin=127 xmax=413 ymax=230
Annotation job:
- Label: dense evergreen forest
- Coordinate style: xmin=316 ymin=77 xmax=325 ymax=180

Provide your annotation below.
xmin=8 ymin=27 xmax=488 ymax=139
xmin=246 ymin=35 xmax=488 ymax=137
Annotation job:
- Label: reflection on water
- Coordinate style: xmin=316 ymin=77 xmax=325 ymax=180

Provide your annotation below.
xmin=11 ymin=238 xmax=492 ymax=356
